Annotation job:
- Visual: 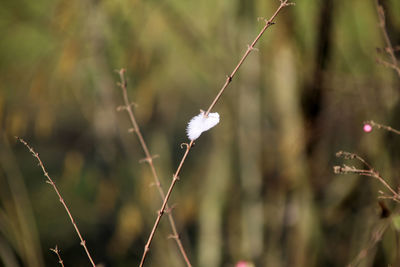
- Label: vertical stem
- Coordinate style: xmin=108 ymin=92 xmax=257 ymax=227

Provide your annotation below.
xmin=117 ymin=69 xmax=192 ymax=266
xmin=206 ymin=0 xmax=292 ymax=116
xmin=139 ymin=141 xmax=193 ymax=267
xmin=375 ymin=0 xmax=400 ymax=77
xmin=140 ymin=1 xmax=294 ymax=265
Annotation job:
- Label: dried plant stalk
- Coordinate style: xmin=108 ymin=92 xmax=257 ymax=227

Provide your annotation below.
xmin=116 ymin=69 xmax=192 ymax=266
xmin=364 ymin=120 xmax=400 ymax=135
xmin=334 ymin=151 xmax=400 ymax=203
xmin=347 ymin=221 xmax=390 ymax=267
xmin=17 ymin=137 xmax=96 ymax=267
xmin=50 ymin=246 xmax=65 ymax=267
xmin=334 ymin=148 xmax=400 ymax=265
xmin=338 ymin=3 xmax=400 ymax=265
xmin=139 ymin=1 xmax=294 ymax=266
xmin=375 ymin=0 xmax=400 ymax=77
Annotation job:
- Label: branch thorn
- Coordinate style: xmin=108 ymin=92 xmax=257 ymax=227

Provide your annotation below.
xmin=248 ymin=45 xmax=259 ymax=52
xmin=165 ymin=203 xmax=177 ymax=214
xmin=139 ymin=155 xmax=159 ymax=164
xmin=168 ymin=234 xmax=179 ymax=240
xmin=149 ymin=181 xmax=161 ymax=188
xmin=116 ymin=105 xmax=126 ymax=112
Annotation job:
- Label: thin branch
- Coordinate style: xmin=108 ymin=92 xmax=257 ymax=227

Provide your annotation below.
xmin=116 ymin=69 xmax=192 ymax=267
xmin=364 ymin=120 xmax=400 ymax=135
xmin=139 ymin=1 xmax=294 ymax=266
xmin=335 ymin=151 xmax=374 ymax=170
xmin=16 ymin=137 xmax=96 ymax=267
xmin=334 ymin=151 xmax=400 ymax=203
xmin=375 ymin=0 xmax=400 ymax=77
xmin=347 ymin=220 xmax=390 ymax=267
xmin=50 ymin=245 xmax=65 ymax=267
xmin=376 ymin=46 xmax=400 ymax=54
xmin=376 ymin=57 xmax=400 ymax=76
xmin=140 ymin=141 xmax=193 ymax=267
xmin=205 ymin=0 xmax=294 ymax=116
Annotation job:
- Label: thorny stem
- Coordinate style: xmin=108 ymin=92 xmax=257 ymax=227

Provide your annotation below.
xmin=117 ymin=69 xmax=192 ymax=267
xmin=334 ymin=151 xmax=400 ymax=203
xmin=16 ymin=137 xmax=96 ymax=267
xmin=205 ymin=0 xmax=293 ymax=116
xmin=364 ymin=120 xmax=400 ymax=136
xmin=140 ymin=1 xmax=294 ymax=266
xmin=50 ymin=245 xmax=65 ymax=267
xmin=375 ymin=0 xmax=400 ymax=77
xmin=140 ymin=140 xmax=193 ymax=267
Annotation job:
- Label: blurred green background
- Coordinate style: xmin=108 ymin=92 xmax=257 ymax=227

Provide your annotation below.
xmin=1 ymin=0 xmax=400 ymax=266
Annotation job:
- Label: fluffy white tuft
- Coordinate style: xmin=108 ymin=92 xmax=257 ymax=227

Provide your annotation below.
xmin=186 ymin=111 xmax=220 ymax=140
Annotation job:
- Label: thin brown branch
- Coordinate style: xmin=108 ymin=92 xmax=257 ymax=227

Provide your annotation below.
xmin=347 ymin=220 xmax=390 ymax=267
xmin=335 ymin=151 xmax=399 ymax=266
xmin=376 ymin=46 xmax=400 ymax=54
xmin=334 ymin=151 xmax=400 ymax=202
xmin=335 ymin=151 xmax=374 ymax=170
xmin=16 ymin=137 xmax=96 ymax=267
xmin=375 ymin=0 xmax=400 ymax=77
xmin=376 ymin=57 xmax=400 ymax=76
xmin=116 ymin=69 xmax=192 ymax=266
xmin=205 ymin=0 xmax=294 ymax=116
xmin=364 ymin=120 xmax=400 ymax=135
xmin=139 ymin=141 xmax=193 ymax=267
xmin=50 ymin=245 xmax=65 ymax=267
xmin=139 ymin=1 xmax=294 ymax=266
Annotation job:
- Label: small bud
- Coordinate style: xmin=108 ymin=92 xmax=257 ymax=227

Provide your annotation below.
xmin=363 ymin=123 xmax=372 ymax=133
xmin=236 ymin=261 xmax=254 ymax=267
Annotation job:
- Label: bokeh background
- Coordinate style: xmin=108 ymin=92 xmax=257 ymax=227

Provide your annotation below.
xmin=1 ymin=0 xmax=400 ymax=266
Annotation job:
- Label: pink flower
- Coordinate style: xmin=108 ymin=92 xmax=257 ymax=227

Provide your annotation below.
xmin=363 ymin=123 xmax=372 ymax=133
xmin=236 ymin=261 xmax=252 ymax=267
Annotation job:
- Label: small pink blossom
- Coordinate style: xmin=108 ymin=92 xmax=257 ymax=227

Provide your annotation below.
xmin=363 ymin=123 xmax=372 ymax=133
xmin=235 ymin=261 xmax=252 ymax=267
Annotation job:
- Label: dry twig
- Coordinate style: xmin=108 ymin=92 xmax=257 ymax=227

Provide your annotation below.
xmin=116 ymin=69 xmax=192 ymax=266
xmin=50 ymin=245 xmax=65 ymax=267
xmin=139 ymin=1 xmax=295 ymax=266
xmin=340 ymin=3 xmax=400 ymax=265
xmin=334 ymin=151 xmax=400 ymax=203
xmin=347 ymin=220 xmax=390 ymax=267
xmin=375 ymin=0 xmax=400 ymax=77
xmin=364 ymin=120 xmax=400 ymax=135
xmin=16 ymin=137 xmax=97 ymax=267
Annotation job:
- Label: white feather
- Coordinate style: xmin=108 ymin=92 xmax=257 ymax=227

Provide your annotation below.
xmin=186 ymin=111 xmax=220 ymax=140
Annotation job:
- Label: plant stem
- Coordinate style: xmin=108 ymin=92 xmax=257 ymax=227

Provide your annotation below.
xmin=117 ymin=69 xmax=192 ymax=266
xmin=206 ymin=0 xmax=293 ymax=116
xmin=139 ymin=141 xmax=193 ymax=267
xmin=139 ymin=1 xmax=294 ymax=266
xmin=365 ymin=120 xmax=400 ymax=135
xmin=50 ymin=246 xmax=65 ymax=267
xmin=375 ymin=0 xmax=400 ymax=77
xmin=17 ymin=137 xmax=96 ymax=267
